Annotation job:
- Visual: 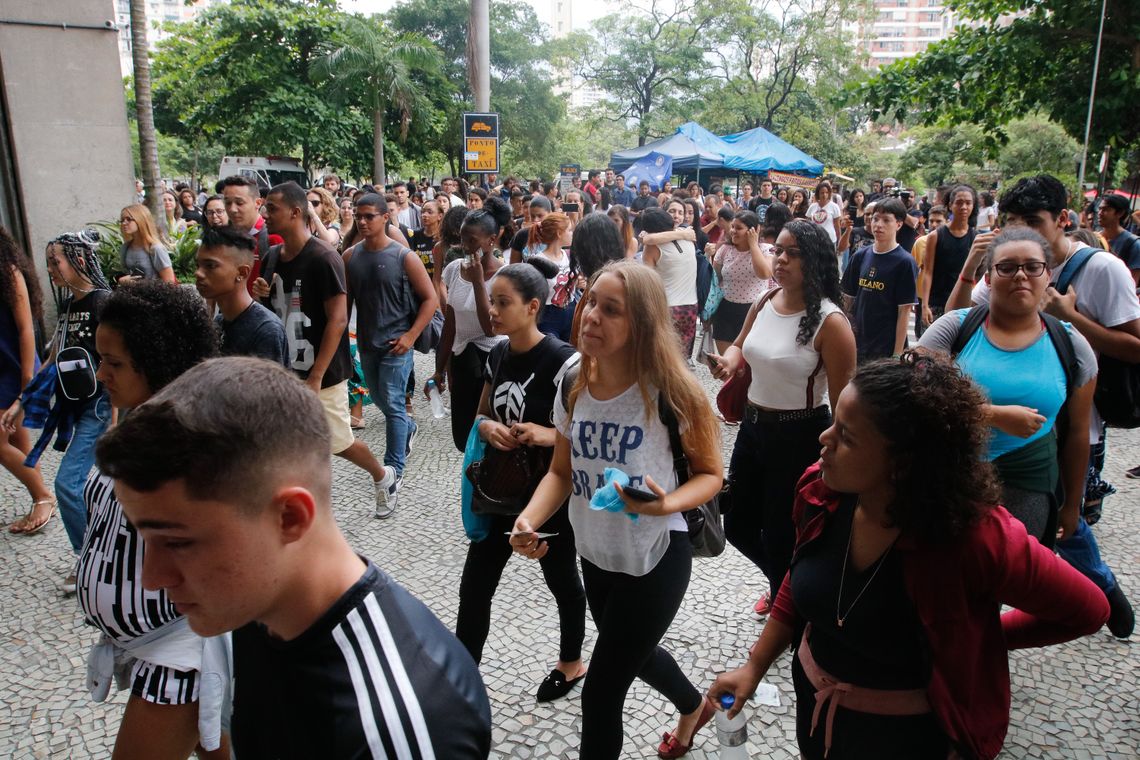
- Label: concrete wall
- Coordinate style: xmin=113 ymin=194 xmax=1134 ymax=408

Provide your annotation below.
xmin=0 ymin=0 xmax=135 ymax=314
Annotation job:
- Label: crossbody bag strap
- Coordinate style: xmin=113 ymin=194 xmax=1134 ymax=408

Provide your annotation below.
xmin=804 ymin=356 xmax=825 ymax=410
xmin=657 ymin=392 xmax=689 ymax=486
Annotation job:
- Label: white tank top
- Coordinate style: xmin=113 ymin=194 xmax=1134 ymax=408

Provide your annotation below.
xmin=743 ymin=297 xmax=844 ymax=410
xmin=655 ymin=239 xmax=698 ymax=306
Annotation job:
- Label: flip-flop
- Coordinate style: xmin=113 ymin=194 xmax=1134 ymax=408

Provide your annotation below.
xmin=9 ymin=499 xmax=56 ymax=535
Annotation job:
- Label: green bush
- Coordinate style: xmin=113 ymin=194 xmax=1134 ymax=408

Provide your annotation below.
xmin=84 ymin=222 xmax=200 ymax=284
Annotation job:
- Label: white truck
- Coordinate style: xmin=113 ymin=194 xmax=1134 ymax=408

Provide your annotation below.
xmin=218 ymin=156 xmax=308 ymax=189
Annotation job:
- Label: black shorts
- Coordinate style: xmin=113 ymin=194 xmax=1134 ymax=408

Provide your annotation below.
xmin=712 ymin=299 xmax=752 ymax=342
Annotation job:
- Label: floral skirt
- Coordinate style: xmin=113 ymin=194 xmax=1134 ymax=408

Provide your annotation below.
xmin=669 ymin=303 xmax=699 ymax=360
xmin=348 ymin=331 xmax=371 ymax=407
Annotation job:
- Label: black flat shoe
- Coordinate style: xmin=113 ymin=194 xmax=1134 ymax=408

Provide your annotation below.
xmin=535 ymin=668 xmax=585 ymax=703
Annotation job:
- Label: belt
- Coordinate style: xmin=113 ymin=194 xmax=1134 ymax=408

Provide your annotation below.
xmin=798 ymin=624 xmax=931 ymax=758
xmin=745 ymin=404 xmax=830 ymax=425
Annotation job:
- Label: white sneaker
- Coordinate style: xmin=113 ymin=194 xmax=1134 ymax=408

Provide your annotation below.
xmin=374 ymin=469 xmax=400 ymax=519
xmin=61 ymin=573 xmax=77 ymax=595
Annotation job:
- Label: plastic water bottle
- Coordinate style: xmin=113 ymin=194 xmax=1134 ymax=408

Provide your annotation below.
xmin=426 ymin=379 xmax=447 ymax=419
xmin=715 ymin=694 xmax=748 ymax=759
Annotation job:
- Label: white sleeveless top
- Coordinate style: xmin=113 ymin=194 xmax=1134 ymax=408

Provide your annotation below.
xmin=655 ymin=239 xmax=698 ymax=307
xmin=742 ymin=297 xmax=844 ymax=410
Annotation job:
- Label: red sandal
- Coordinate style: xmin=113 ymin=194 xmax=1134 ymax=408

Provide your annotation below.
xmin=656 ymin=696 xmax=715 ymax=758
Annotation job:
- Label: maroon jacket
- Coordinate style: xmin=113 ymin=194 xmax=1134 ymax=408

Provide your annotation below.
xmin=771 ymin=464 xmax=1109 ymax=760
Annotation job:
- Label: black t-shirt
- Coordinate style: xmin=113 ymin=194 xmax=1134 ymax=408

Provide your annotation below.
xmin=749 ymin=195 xmax=774 ymax=223
xmin=408 ymin=229 xmax=436 ymax=278
xmin=267 ymin=237 xmax=352 ymax=388
xmin=61 ymin=289 xmax=110 ymax=361
xmin=840 ymin=244 xmax=917 ymax=362
xmin=509 ymin=227 xmax=530 ymax=259
xmin=231 ymin=562 xmax=492 ymax=759
xmin=482 ymin=336 xmax=578 ymax=427
xmin=928 ymin=225 xmax=977 ymax=308
xmin=896 ymin=209 xmax=923 ymax=252
xmin=217 ymin=301 xmax=289 ymax=368
xmin=181 ymin=207 xmax=204 ymax=226
xmin=630 ymin=194 xmax=659 ymax=214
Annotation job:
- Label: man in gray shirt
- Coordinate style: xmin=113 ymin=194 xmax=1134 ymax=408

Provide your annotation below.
xmin=195 ymin=226 xmax=288 ymax=367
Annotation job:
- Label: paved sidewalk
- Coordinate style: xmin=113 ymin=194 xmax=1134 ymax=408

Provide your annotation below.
xmin=0 ymin=353 xmax=1136 ymax=758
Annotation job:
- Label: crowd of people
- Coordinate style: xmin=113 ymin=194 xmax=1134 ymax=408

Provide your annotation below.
xmin=0 ymin=165 xmax=1135 ymax=759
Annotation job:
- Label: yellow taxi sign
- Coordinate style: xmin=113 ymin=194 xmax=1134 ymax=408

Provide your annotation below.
xmin=463 ymin=112 xmax=499 ymax=174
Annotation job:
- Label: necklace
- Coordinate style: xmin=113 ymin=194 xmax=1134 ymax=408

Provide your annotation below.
xmin=835 ymin=510 xmax=897 ymax=629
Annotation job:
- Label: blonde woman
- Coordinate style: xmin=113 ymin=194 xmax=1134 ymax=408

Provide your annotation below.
xmin=161 ymin=190 xmax=187 ymax=236
xmin=512 ymin=261 xmax=723 ymax=759
xmin=306 ymin=187 xmax=341 ymax=248
xmin=118 ymin=204 xmax=175 ymax=284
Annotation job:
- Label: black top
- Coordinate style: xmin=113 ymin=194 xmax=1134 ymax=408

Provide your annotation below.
xmin=896 ymin=210 xmax=923 ymax=252
xmin=61 ymin=289 xmax=110 ymax=361
xmin=181 ymin=207 xmax=204 ymax=226
xmin=928 ymin=225 xmax=977 ymax=308
xmin=630 ymin=195 xmax=659 ymax=214
xmin=483 ymin=335 xmax=578 ymax=427
xmin=790 ymin=498 xmax=930 ymax=690
xmin=231 ymin=562 xmax=492 ymax=759
xmin=266 ymin=237 xmax=352 ymax=388
xmin=217 ymin=301 xmax=289 ymax=367
xmin=408 ymin=230 xmax=436 ymax=278
xmin=508 ymin=227 xmax=530 ymax=259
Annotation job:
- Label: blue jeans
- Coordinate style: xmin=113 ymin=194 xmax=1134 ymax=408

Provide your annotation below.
xmin=58 ymin=392 xmax=111 ymax=553
xmin=360 ymin=348 xmax=414 ymax=476
xmin=1056 ymin=518 xmax=1117 ymax=594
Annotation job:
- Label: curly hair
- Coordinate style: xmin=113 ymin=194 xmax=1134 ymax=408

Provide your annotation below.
xmin=782 ymin=220 xmax=842 ymax=346
xmin=98 ymin=281 xmax=218 ymax=393
xmin=0 ymin=226 xmax=44 ymax=326
xmin=852 ymin=352 xmax=999 ymax=543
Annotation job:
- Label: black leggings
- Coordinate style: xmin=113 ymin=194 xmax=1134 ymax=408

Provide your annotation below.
xmin=579 ymin=531 xmax=701 ymax=759
xmin=725 ymin=412 xmax=831 ymax=591
xmin=448 ymin=344 xmax=492 ymax=452
xmin=455 ymin=507 xmax=586 ymax=664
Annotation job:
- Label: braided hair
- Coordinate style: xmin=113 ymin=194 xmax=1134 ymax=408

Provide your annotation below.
xmin=47 ymin=230 xmax=110 ymax=309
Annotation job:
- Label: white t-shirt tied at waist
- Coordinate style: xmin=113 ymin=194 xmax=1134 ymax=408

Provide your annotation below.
xmin=743 ymin=297 xmax=844 ymax=409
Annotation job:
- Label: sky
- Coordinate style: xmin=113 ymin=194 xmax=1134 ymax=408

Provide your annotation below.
xmin=339 ymin=0 xmax=609 ymax=33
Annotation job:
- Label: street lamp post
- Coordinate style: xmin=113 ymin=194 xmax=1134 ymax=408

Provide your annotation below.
xmin=469 ymin=0 xmax=490 ymax=112
xmin=1076 ymin=0 xmax=1108 ymax=192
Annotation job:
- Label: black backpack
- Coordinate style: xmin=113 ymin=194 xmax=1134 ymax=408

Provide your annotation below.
xmin=1055 ymin=246 xmax=1140 ymax=428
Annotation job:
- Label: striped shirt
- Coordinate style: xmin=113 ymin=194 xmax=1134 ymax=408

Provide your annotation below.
xmin=77 ymin=471 xmax=180 ymax=642
xmin=231 ymin=562 xmax=491 ymax=759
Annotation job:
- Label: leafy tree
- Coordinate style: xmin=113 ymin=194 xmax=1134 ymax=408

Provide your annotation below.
xmin=997 ymin=115 xmax=1081 ymax=179
xmin=313 ymin=15 xmax=440 ymax=183
xmin=130 ymin=0 xmax=162 ymax=225
xmin=700 ymin=0 xmax=867 ymax=134
xmin=152 ymin=0 xmax=371 ymax=176
xmin=851 ymin=0 xmax=1140 ymax=164
xmin=896 ymin=123 xmax=989 ymax=188
xmin=387 ymin=0 xmax=563 ymax=176
xmin=575 ymin=0 xmax=715 ymax=146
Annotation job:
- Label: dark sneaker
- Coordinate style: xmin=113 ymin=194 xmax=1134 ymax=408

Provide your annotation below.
xmin=1125 ymin=465 xmax=1140 ymax=479
xmin=1106 ymin=584 xmax=1134 ymax=639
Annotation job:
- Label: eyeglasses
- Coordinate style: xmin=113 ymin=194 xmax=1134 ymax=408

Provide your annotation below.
xmin=309 ymin=199 xmax=321 ymax=208
xmin=992 ymin=261 xmax=1047 ymax=278
xmin=770 ymin=244 xmax=800 ymax=257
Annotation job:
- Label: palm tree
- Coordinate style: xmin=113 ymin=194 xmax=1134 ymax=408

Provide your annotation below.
xmin=314 ymin=16 xmax=440 ymax=185
xmin=130 ymin=0 xmax=163 ymax=226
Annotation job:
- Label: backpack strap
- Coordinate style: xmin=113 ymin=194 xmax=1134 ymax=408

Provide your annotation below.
xmin=485 ymin=339 xmax=511 ymax=423
xmin=559 ymin=362 xmax=580 ymax=418
xmin=1054 ymin=246 xmax=1097 ymax=295
xmin=1041 ymin=313 xmax=1078 ymax=400
xmin=949 ymin=304 xmax=989 ymax=358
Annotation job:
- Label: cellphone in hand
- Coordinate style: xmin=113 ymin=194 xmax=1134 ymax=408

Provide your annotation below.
xmin=621 ymin=485 xmax=657 ymax=502
xmin=562 ymin=202 xmax=580 ymax=213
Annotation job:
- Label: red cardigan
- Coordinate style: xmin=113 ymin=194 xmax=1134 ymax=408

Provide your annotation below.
xmin=771 ymin=464 xmax=1109 ymax=760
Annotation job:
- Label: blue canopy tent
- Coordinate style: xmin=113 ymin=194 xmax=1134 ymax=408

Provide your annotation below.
xmin=609 ymin=132 xmax=723 ymax=178
xmin=674 ymin=121 xmax=824 ymax=176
